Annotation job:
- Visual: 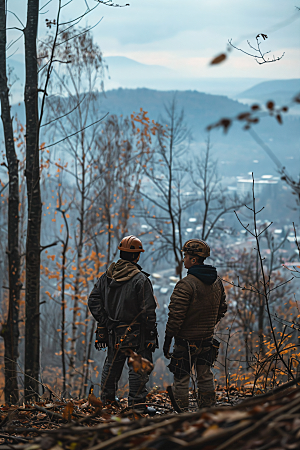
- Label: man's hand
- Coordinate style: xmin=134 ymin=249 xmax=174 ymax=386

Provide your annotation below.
xmin=146 ymin=326 xmax=158 ymax=352
xmin=95 ymin=341 xmax=107 ymax=350
xmin=163 ymin=334 xmax=173 ymax=359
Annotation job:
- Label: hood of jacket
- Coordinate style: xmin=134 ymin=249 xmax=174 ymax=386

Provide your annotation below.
xmin=107 ymin=259 xmax=141 ymax=285
xmin=187 ymin=264 xmax=218 ymax=285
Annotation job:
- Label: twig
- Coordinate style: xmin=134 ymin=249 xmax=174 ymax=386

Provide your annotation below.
xmin=228 ymin=35 xmax=285 ymax=65
xmin=44 ymin=113 xmax=109 ymax=149
xmin=88 ymin=417 xmax=180 ymax=450
xmin=213 ymin=391 xmax=300 ymax=450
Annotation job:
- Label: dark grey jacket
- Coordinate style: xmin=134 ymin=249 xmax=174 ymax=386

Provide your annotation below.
xmin=88 ymin=259 xmax=157 ymax=331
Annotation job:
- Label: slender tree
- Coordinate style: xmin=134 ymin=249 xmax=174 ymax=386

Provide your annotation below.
xmin=193 ymin=135 xmax=247 ymax=241
xmin=23 ymin=0 xmax=42 ymax=400
xmin=1 ymin=0 xmax=128 ymax=401
xmin=93 ymin=113 xmax=153 ymax=266
xmin=140 ymin=97 xmax=192 ymax=278
xmin=0 ymin=0 xmax=21 ymax=404
xmin=40 ymin=27 xmax=106 ymax=392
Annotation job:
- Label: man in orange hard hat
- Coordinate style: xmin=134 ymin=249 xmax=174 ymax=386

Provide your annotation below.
xmin=88 ymin=235 xmax=157 ymax=414
xmin=163 ymin=239 xmax=227 ymax=410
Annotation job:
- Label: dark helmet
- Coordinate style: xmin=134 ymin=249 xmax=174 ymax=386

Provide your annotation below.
xmin=181 ymin=239 xmax=210 ymax=258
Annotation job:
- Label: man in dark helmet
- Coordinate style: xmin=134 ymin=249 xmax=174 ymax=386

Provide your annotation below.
xmin=88 ymin=235 xmax=157 ymax=414
xmin=163 ymin=239 xmax=227 ymax=410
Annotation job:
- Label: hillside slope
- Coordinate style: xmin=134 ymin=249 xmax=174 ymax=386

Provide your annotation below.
xmin=237 ymin=79 xmax=300 ymax=104
xmin=10 ymin=87 xmax=300 ymax=179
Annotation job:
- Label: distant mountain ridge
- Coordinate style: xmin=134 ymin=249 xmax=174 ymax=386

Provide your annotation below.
xmin=8 ymin=54 xmax=297 ymax=102
xmin=104 ymin=56 xmax=266 ymax=97
xmin=56 ymin=88 xmax=300 ymax=177
xmin=8 ymin=86 xmax=300 ymax=181
xmin=99 ymin=87 xmax=245 ymax=132
xmin=105 ymin=56 xmax=173 ymax=74
xmin=237 ymin=79 xmax=300 ymax=104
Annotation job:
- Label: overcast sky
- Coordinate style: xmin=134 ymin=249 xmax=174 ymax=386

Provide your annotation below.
xmin=7 ymin=0 xmax=300 ymax=80
xmin=56 ymin=0 xmax=300 ymax=79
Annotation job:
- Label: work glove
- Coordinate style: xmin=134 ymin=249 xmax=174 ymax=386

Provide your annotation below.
xmin=163 ymin=334 xmax=173 ymax=359
xmin=95 ymin=323 xmax=109 ymax=351
xmin=95 ymin=341 xmax=107 ymax=350
xmin=145 ymin=327 xmax=158 ymax=352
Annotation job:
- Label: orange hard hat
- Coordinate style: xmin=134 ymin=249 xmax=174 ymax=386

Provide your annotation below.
xmin=118 ymin=235 xmax=145 ymax=253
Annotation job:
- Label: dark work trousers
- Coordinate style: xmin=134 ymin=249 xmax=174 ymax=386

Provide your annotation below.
xmin=101 ymin=337 xmax=153 ymax=405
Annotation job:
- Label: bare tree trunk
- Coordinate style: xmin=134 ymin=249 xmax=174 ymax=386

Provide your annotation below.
xmin=79 ymin=302 xmax=89 ymax=398
xmin=69 ymin=141 xmax=85 ymax=392
xmin=0 ymin=0 xmax=20 ymax=404
xmin=82 ymin=320 xmax=95 ymax=397
xmin=60 ymin=209 xmax=69 ymax=394
xmin=61 ymin=266 xmax=67 ymax=395
xmin=24 ymin=0 xmax=41 ymax=400
xmin=107 ymin=210 xmax=112 ymax=267
xmin=201 ymin=139 xmax=209 ymax=241
xmin=256 ymin=251 xmax=265 ymax=357
xmin=166 ymin=114 xmax=182 ymax=278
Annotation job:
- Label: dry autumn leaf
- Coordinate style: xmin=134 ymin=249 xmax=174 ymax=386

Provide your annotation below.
xmin=88 ymin=387 xmax=103 ymax=410
xmin=210 ymin=53 xmax=227 ymax=65
xmin=126 ymin=349 xmax=154 ymax=375
xmin=62 ymin=402 xmax=74 ymax=420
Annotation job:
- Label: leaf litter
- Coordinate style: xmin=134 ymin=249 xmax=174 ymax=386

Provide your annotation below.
xmin=1 ymin=378 xmax=300 ymax=450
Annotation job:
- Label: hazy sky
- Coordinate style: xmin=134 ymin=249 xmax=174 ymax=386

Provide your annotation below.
xmin=7 ymin=0 xmax=300 ymax=80
xmin=58 ymin=0 xmax=300 ymax=79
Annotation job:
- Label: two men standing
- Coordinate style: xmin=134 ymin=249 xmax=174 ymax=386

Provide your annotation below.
xmin=88 ymin=235 xmax=226 ymax=411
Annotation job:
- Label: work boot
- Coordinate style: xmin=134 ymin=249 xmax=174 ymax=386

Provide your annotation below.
xmin=197 ymin=390 xmax=216 ymax=409
xmin=175 ymin=397 xmax=189 ymax=412
xmin=102 ymin=395 xmax=120 ymax=407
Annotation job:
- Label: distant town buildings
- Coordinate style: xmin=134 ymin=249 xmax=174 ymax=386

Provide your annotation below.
xmin=235 ymin=174 xmax=280 ymax=196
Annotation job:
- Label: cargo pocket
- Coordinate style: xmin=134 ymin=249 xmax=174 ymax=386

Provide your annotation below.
xmin=197 ymin=338 xmax=220 ymax=366
xmin=168 ymin=347 xmax=190 ymax=379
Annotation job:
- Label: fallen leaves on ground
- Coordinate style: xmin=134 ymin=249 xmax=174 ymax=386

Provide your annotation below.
xmin=1 ymin=380 xmax=300 ymax=449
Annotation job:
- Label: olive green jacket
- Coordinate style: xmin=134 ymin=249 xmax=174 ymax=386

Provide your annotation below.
xmin=166 ymin=274 xmax=227 ymax=340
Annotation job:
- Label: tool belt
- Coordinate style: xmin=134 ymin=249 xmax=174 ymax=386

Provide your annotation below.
xmin=114 ymin=322 xmax=141 ymax=350
xmin=198 ymin=338 xmax=220 ymax=366
xmin=168 ymin=337 xmax=220 ymax=379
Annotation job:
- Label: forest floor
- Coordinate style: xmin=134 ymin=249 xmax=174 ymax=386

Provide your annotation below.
xmin=0 ymin=380 xmax=300 ymax=450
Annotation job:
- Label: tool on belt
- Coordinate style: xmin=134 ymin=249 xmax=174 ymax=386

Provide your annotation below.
xmin=166 ymin=385 xmax=182 ymax=413
xmin=167 ymin=337 xmax=220 ymax=379
xmin=95 ymin=318 xmax=158 ymax=352
xmin=94 ymin=317 xmax=119 ymax=350
xmin=114 ymin=323 xmax=141 ymax=350
xmin=95 ymin=320 xmax=143 ymax=352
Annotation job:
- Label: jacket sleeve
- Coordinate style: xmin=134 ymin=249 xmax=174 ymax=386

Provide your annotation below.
xmin=166 ymin=279 xmax=193 ymax=337
xmin=88 ymin=276 xmax=108 ymax=326
xmin=216 ymin=278 xmax=227 ymax=323
xmin=136 ymin=276 xmax=157 ymax=330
